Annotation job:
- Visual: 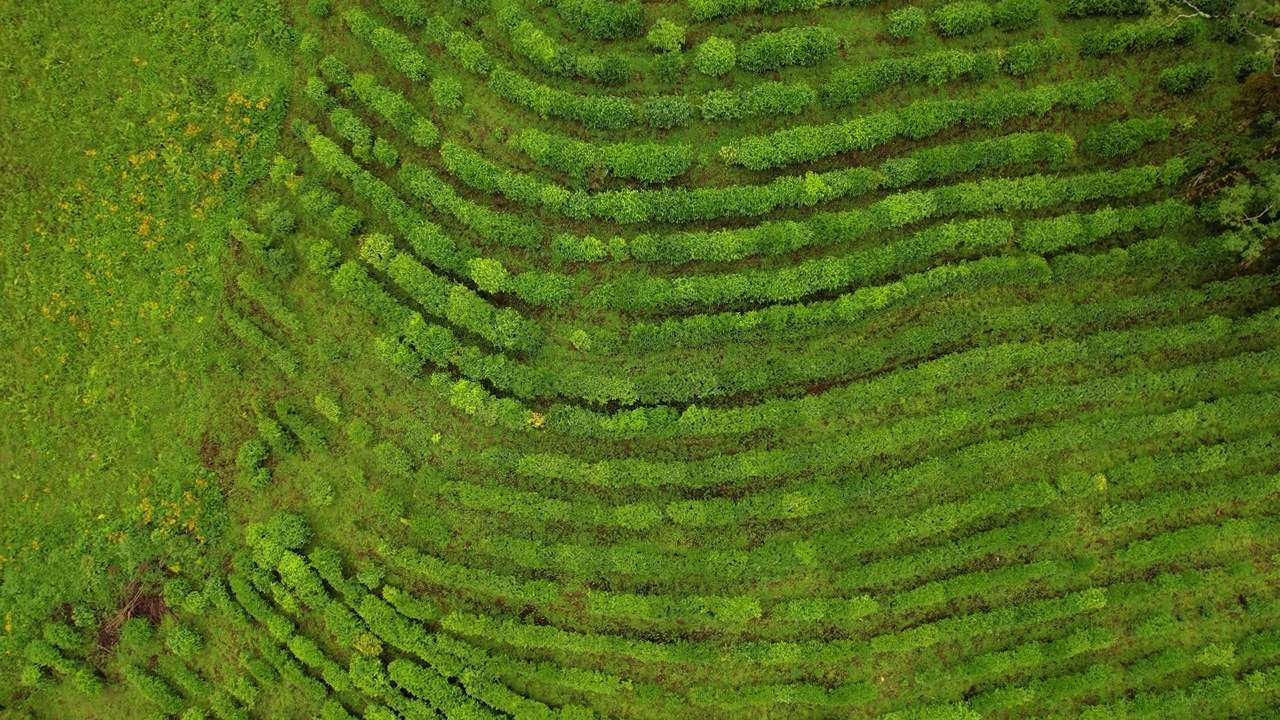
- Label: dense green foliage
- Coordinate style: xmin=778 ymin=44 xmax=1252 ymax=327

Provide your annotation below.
xmin=3 ymin=0 xmax=1280 ymax=718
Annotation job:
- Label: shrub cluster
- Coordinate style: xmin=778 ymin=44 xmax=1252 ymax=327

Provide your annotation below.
xmin=1158 ymin=62 xmax=1215 ymax=94
xmin=490 ymin=68 xmax=636 ymax=130
xmin=933 ymin=1 xmax=994 ymax=37
xmin=738 ymin=26 xmax=839 ymax=72
xmin=1078 ymin=19 xmax=1199 ymax=57
xmin=509 ymin=128 xmax=694 ymax=184
xmin=728 ymin=79 xmax=1119 ymax=170
xmin=556 ymin=0 xmax=645 ymax=40
xmin=702 ymin=81 xmax=816 ymax=121
xmin=344 ymin=9 xmax=428 ymax=80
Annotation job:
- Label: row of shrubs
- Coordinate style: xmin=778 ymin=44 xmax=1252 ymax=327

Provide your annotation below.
xmin=725 ymin=78 xmax=1120 ymax=170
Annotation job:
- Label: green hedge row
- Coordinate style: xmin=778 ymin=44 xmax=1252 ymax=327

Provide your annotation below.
xmin=344 ymin=9 xmax=428 ymax=80
xmin=302 ymin=122 xmax=570 ymax=306
xmin=689 ymin=0 xmax=877 ymax=21
xmin=621 ymin=158 xmax=1185 ymax=265
xmin=236 ymin=273 xmax=302 ymax=334
xmin=224 ymin=308 xmax=299 ymax=378
xmin=701 ymin=81 xmax=816 ymax=121
xmin=726 ymin=78 xmax=1119 ymax=170
xmin=456 ymin=389 xmax=1280 ymax=596
xmin=508 ymin=128 xmax=694 ymax=184
xmin=348 ymin=72 xmax=441 ymax=148
xmin=738 ymin=26 xmax=839 ymax=72
xmin=822 ymin=41 xmax=1061 ymax=108
xmin=450 ymin=130 xmax=1071 ymax=227
xmin=596 ymin=197 xmax=1191 ymax=314
xmin=517 ymin=290 xmax=1273 ymax=440
xmin=491 ymin=368 xmax=1280 ymax=549
xmin=490 ymin=67 xmax=637 ymax=130
xmin=1078 ymin=19 xmax=1199 ymax=57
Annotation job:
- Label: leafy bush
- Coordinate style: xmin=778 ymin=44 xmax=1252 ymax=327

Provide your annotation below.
xmin=888 ymin=6 xmax=928 ymax=39
xmin=647 ymin=18 xmax=686 ymax=52
xmin=376 ymin=0 xmax=428 ymax=26
xmin=933 ymin=1 xmax=994 ymax=36
xmin=644 ymin=96 xmax=694 ymax=129
xmin=327 ymin=205 xmax=364 ymax=237
xmin=344 ymin=10 xmax=428 ymax=80
xmin=314 ymin=393 xmax=341 ymax=424
xmin=237 ymin=438 xmax=268 ymax=472
xmin=703 ymin=81 xmax=815 ymax=120
xmin=430 ymin=76 xmax=464 ymax=110
xmin=1082 ymin=116 xmax=1173 ymax=157
xmin=556 ymin=0 xmax=645 ymax=40
xmin=993 ymin=0 xmax=1040 ymax=29
xmin=578 ymin=52 xmax=633 ymax=86
xmin=305 ymin=238 xmax=341 ymax=275
xmin=1078 ymin=19 xmax=1199 ymax=57
xmin=42 ymin=623 xmax=81 ymax=653
xmin=348 ymin=73 xmax=440 ymax=148
xmin=304 ymin=76 xmax=335 ymax=110
xmin=1001 ymin=39 xmax=1061 ymax=76
xmin=1061 ymin=0 xmax=1149 ymax=17
xmin=262 ymin=513 xmax=311 ymax=550
xmin=694 ymin=36 xmax=737 ymax=76
xmin=1158 ymin=62 xmax=1215 ymax=94
xmin=69 ymin=668 xmax=104 ymax=694
xmin=738 ymin=26 xmax=839 ymax=72
xmin=165 ymin=624 xmax=203 ymax=659
xmin=655 ymin=51 xmax=686 ymax=81
xmin=358 ymin=233 xmax=396 ymax=271
xmin=120 ymin=665 xmax=184 ymax=715
xmin=444 ymin=29 xmax=495 ymax=75
xmin=373 ymin=137 xmax=398 ymax=168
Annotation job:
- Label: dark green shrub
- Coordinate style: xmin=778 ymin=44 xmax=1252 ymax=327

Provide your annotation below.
xmin=1158 ymin=62 xmax=1215 ymax=94
xmin=654 ymin=51 xmax=686 ymax=82
xmin=305 ymin=238 xmax=341 ymax=275
xmin=1082 ymin=116 xmax=1173 ymax=157
xmin=694 ymin=36 xmax=736 ymax=76
xmin=165 ymin=624 xmax=203 ymax=659
xmin=431 ymin=75 xmax=464 ymax=110
xmin=118 ymin=618 xmax=154 ymax=652
xmin=888 ymin=6 xmax=927 ymax=39
xmin=644 ymin=96 xmax=694 ymax=129
xmin=738 ymin=26 xmax=839 ymax=72
xmin=934 ymin=1 xmax=994 ymax=36
xmin=993 ymin=0 xmax=1040 ymax=30
xmin=647 ymin=18 xmax=686 ymax=52
xmin=556 ymin=0 xmax=645 ymax=39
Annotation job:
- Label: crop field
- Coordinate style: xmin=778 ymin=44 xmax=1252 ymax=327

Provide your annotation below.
xmin=2 ymin=0 xmax=1280 ymax=717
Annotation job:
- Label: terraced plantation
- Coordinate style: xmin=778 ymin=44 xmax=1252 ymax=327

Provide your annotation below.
xmin=3 ymin=0 xmax=1280 ymax=717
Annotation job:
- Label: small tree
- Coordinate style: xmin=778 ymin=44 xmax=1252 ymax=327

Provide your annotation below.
xmin=1210 ymin=175 xmax=1280 ymax=262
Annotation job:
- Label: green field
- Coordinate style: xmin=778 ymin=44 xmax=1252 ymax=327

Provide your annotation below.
xmin=2 ymin=0 xmax=1279 ymax=716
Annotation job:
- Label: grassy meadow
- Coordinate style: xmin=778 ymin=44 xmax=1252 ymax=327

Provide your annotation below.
xmin=1 ymin=0 xmax=1279 ymax=717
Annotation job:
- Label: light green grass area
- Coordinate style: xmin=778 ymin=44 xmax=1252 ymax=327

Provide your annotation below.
xmin=2 ymin=0 xmax=1279 ymax=717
